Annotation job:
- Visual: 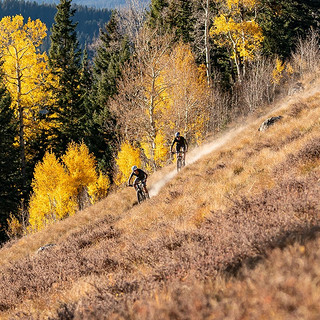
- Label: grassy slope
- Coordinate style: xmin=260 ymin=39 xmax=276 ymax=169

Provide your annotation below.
xmin=0 ymin=76 xmax=320 ymax=319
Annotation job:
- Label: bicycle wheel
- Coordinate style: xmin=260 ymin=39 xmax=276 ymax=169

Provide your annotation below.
xmin=137 ymin=190 xmax=146 ymax=203
xmin=177 ymin=158 xmax=182 ymax=172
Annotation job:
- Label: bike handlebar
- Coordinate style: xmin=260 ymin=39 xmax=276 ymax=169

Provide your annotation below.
xmin=128 ymin=181 xmax=146 ymax=187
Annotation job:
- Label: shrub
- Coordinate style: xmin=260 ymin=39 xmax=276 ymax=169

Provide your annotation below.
xmin=28 ymin=143 xmax=110 ymax=232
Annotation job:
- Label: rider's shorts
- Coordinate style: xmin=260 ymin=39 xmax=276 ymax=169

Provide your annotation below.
xmin=176 ymin=145 xmax=185 ymax=153
xmin=134 ymin=177 xmax=146 ymax=187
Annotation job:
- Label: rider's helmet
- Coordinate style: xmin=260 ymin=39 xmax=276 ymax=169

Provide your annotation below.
xmin=175 ymin=132 xmax=180 ymax=138
xmin=132 ymin=165 xmax=138 ymax=172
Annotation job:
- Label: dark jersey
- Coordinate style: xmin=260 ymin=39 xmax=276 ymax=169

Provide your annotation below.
xmin=171 ymin=136 xmax=187 ymax=151
xmin=128 ymin=168 xmax=148 ymax=185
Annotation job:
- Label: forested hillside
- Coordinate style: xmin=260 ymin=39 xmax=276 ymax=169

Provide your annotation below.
xmin=0 ymin=0 xmax=319 ymax=244
xmin=0 ymin=0 xmax=112 ymax=50
xmin=32 ymin=0 xmax=149 ymax=9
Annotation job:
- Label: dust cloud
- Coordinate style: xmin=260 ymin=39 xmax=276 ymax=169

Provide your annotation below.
xmin=149 ymin=126 xmax=245 ymax=197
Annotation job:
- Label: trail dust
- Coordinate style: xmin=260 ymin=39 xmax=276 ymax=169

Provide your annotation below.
xmin=149 ymin=80 xmax=320 ymax=198
xmin=149 ymin=126 xmax=245 ymax=197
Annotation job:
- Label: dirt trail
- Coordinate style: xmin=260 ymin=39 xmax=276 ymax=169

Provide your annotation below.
xmin=149 ymin=82 xmax=320 ymax=198
xmin=149 ymin=126 xmax=245 ymax=197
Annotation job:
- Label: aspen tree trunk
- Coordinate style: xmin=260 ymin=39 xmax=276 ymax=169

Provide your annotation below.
xmin=149 ymin=70 xmax=157 ymax=171
xmin=204 ymin=0 xmax=212 ymax=86
xmin=241 ymin=30 xmax=246 ymax=79
xmin=184 ymin=87 xmax=189 ymax=139
xmin=16 ymin=58 xmax=27 ymax=202
xmin=18 ymin=94 xmax=26 ymax=193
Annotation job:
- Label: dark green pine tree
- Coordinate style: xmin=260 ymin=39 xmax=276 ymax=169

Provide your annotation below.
xmin=48 ymin=0 xmax=85 ymax=154
xmin=258 ymin=0 xmax=320 ymax=59
xmin=147 ymin=0 xmax=169 ymax=32
xmin=80 ymin=46 xmax=92 ymax=98
xmin=93 ymin=11 xmax=130 ymax=106
xmin=79 ymin=46 xmax=111 ymax=172
xmin=0 ymin=64 xmax=20 ymax=243
xmin=167 ymin=0 xmax=195 ymax=43
xmin=147 ymin=0 xmax=195 ymax=43
xmin=90 ymin=11 xmax=130 ymax=173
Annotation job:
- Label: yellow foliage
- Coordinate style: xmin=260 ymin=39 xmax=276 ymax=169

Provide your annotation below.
xmin=6 ymin=214 xmax=23 ymax=239
xmin=88 ymin=171 xmax=111 ymax=204
xmin=212 ymin=16 xmax=263 ymax=61
xmin=62 ymin=142 xmax=98 ymax=192
xmin=272 ymin=58 xmax=286 ymax=84
xmin=161 ymin=42 xmax=210 ymax=145
xmin=28 ymin=152 xmax=77 ymax=232
xmin=141 ymin=139 xmax=152 ymax=160
xmin=210 ymin=0 xmax=263 ymax=69
xmin=28 ymin=142 xmax=109 ymax=232
xmin=112 ymin=39 xmax=210 ymax=164
xmin=154 ymin=132 xmax=169 ymax=166
xmin=286 ymin=62 xmax=294 ymax=75
xmin=141 ymin=132 xmax=169 ymax=168
xmin=198 ymin=64 xmax=208 ymax=85
xmin=115 ymin=141 xmax=142 ymax=185
xmin=0 ymin=15 xmax=54 ymax=144
xmin=191 ymin=114 xmax=206 ymax=145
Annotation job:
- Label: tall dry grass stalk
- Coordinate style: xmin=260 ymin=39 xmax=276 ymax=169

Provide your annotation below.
xmin=292 ymin=29 xmax=320 ymax=77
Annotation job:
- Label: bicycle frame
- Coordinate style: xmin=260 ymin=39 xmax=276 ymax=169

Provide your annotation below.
xmin=135 ymin=181 xmax=147 ymax=204
xmin=173 ymin=151 xmax=185 ymax=172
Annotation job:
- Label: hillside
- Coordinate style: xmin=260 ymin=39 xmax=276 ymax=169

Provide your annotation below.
xmin=0 ymin=75 xmax=320 ymax=318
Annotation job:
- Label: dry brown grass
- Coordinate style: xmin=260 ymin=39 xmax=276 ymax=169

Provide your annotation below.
xmin=1 ymin=77 xmax=320 ymax=319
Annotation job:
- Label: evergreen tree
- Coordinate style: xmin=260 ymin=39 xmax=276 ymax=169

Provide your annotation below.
xmin=167 ymin=0 xmax=195 ymax=43
xmin=0 ymin=62 xmax=20 ymax=243
xmin=90 ymin=11 xmax=130 ymax=173
xmin=147 ymin=0 xmax=195 ymax=43
xmin=80 ymin=46 xmax=92 ymax=96
xmin=93 ymin=11 xmax=130 ymax=105
xmin=259 ymin=0 xmax=320 ymax=59
xmin=79 ymin=46 xmax=110 ymax=171
xmin=48 ymin=0 xmax=85 ymax=154
xmin=147 ymin=0 xmax=169 ymax=31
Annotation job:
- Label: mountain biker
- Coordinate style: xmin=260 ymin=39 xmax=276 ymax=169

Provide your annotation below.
xmin=171 ymin=132 xmax=188 ymax=161
xmin=128 ymin=165 xmax=150 ymax=198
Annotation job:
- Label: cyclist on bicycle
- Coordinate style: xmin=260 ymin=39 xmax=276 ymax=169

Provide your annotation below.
xmin=171 ymin=132 xmax=188 ymax=160
xmin=128 ymin=165 xmax=149 ymax=198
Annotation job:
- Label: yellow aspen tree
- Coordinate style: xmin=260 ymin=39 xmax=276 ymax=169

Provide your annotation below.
xmin=6 ymin=214 xmax=23 ymax=239
xmin=141 ymin=131 xmax=169 ymax=168
xmin=162 ymin=42 xmax=210 ymax=145
xmin=88 ymin=171 xmax=111 ymax=204
xmin=110 ymin=29 xmax=173 ymax=171
xmin=0 ymin=15 xmax=53 ymax=194
xmin=153 ymin=132 xmax=169 ymax=166
xmin=115 ymin=141 xmax=142 ymax=185
xmin=28 ymin=152 xmax=77 ymax=232
xmin=272 ymin=57 xmax=288 ymax=84
xmin=62 ymin=142 xmax=98 ymax=210
xmin=210 ymin=0 xmax=263 ymax=80
xmin=28 ymin=142 xmax=110 ymax=231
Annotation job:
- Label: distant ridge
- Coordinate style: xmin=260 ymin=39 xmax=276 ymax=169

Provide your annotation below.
xmin=31 ymin=0 xmax=150 ymax=9
xmin=0 ymin=0 xmax=112 ymax=51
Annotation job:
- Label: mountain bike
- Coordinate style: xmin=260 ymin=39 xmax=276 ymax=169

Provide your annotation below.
xmin=129 ymin=181 xmax=149 ymax=204
xmin=172 ymin=150 xmax=186 ymax=172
